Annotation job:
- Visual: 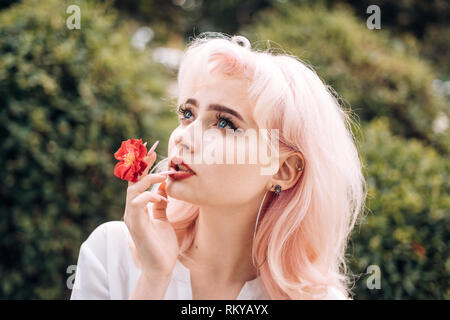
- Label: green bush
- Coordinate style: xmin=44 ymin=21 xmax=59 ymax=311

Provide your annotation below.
xmin=242 ymin=2 xmax=449 ymax=153
xmin=350 ymin=118 xmax=449 ymax=299
xmin=0 ymin=0 xmax=175 ymax=299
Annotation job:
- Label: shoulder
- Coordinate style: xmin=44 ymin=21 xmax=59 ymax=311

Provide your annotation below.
xmin=88 ymin=220 xmax=129 ymax=236
xmin=84 ymin=220 xmax=129 ymax=243
xmin=82 ymin=221 xmax=131 ymax=258
xmin=71 ymin=221 xmax=131 ymax=299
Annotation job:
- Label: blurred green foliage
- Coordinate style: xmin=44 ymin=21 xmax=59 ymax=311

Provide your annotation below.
xmin=93 ymin=0 xmax=449 ymax=77
xmin=3 ymin=1 xmax=449 ymax=76
xmin=242 ymin=2 xmax=449 ymax=153
xmin=351 ymin=117 xmax=449 ymax=299
xmin=0 ymin=0 xmax=176 ymax=298
xmin=328 ymin=0 xmax=450 ymax=76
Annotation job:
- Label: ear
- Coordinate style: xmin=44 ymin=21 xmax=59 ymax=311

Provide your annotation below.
xmin=268 ymin=153 xmax=305 ymax=192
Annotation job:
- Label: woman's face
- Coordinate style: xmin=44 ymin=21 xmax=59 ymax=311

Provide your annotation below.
xmin=166 ymin=74 xmax=275 ymax=207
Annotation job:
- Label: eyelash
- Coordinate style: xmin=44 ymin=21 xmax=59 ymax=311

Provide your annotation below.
xmin=176 ymin=106 xmax=239 ymax=131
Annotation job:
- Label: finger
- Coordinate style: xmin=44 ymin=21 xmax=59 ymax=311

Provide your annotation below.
xmin=148 ymin=140 xmax=159 ymax=154
xmin=141 ymin=140 xmax=160 ymax=175
xmin=156 ymin=170 xmax=176 ymax=175
xmin=131 ymin=190 xmax=168 ymax=208
xmin=128 ymin=173 xmax=169 ymax=199
xmin=128 ymin=191 xmax=167 ymax=227
xmin=140 ymin=151 xmax=157 ymax=178
xmin=153 ymin=181 xmax=168 ymax=222
xmin=133 ymin=141 xmax=160 ymax=185
xmin=128 ymin=156 xmax=156 ymax=188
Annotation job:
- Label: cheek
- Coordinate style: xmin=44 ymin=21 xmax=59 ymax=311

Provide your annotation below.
xmin=167 ymin=127 xmax=183 ymax=157
xmin=202 ymin=133 xmax=264 ymax=166
xmin=167 ymin=131 xmax=175 ymax=155
xmin=167 ymin=130 xmax=178 ymax=154
xmin=200 ymin=164 xmax=267 ymax=202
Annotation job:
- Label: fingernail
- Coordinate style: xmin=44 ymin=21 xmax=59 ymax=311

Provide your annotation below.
xmin=158 ymin=181 xmax=166 ymax=192
xmin=158 ymin=195 xmax=168 ymax=202
xmin=157 ymin=170 xmax=175 ymax=175
xmin=147 ymin=174 xmax=166 ymax=180
xmin=148 ymin=140 xmax=159 ymax=154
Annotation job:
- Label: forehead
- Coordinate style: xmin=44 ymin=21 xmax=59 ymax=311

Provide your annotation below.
xmin=179 ymin=73 xmax=256 ymax=125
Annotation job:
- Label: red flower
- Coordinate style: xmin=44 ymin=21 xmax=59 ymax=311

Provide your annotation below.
xmin=114 ymin=138 xmax=148 ymax=183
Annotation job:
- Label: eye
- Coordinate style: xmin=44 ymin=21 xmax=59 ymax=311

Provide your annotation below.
xmin=177 ymin=105 xmax=194 ymax=121
xmin=216 ymin=113 xmax=238 ymax=131
xmin=177 ymin=106 xmax=240 ymax=132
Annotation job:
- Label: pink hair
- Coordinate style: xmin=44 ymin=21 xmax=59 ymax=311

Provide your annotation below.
xmin=141 ymin=33 xmax=367 ymax=299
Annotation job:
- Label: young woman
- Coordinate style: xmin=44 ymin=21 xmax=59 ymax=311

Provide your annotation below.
xmin=71 ymin=33 xmax=367 ymax=300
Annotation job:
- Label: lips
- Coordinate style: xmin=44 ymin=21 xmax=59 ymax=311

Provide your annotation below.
xmin=169 ymin=157 xmax=196 ymax=181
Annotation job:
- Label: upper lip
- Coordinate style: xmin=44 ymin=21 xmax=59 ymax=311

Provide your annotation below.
xmin=169 ymin=157 xmax=196 ymax=174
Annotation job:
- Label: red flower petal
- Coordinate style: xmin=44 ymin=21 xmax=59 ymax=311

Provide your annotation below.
xmin=113 ymin=138 xmax=150 ymax=182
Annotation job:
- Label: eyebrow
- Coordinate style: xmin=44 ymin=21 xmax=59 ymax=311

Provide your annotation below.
xmin=182 ymin=98 xmax=245 ymax=122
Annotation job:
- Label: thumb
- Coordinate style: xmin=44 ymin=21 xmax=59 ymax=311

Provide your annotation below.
xmin=152 ymin=181 xmax=168 ymax=222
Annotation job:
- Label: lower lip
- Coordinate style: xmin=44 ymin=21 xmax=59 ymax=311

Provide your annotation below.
xmin=169 ymin=171 xmax=195 ymax=181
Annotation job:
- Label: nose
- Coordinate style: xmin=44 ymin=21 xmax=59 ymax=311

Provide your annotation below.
xmin=174 ymin=132 xmax=194 ymax=154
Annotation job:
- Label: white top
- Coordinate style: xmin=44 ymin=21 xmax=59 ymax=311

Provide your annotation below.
xmin=70 ymin=221 xmax=347 ymax=300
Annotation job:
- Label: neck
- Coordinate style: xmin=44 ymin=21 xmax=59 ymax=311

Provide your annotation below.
xmin=182 ymin=190 xmax=271 ymax=284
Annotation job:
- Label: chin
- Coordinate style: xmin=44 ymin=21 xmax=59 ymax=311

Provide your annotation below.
xmin=166 ymin=178 xmax=194 ymax=202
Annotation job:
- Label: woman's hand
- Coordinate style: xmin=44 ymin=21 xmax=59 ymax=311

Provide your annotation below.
xmin=124 ymin=141 xmax=179 ymax=280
